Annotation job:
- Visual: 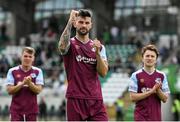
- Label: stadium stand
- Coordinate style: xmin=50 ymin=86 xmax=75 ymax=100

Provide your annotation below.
xmin=102 ymin=72 xmax=130 ymax=105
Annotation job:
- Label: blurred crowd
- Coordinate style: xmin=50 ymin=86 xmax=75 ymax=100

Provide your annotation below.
xmin=0 ymin=15 xmax=179 ymax=79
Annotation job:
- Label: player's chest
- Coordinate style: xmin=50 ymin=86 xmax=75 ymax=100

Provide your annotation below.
xmin=13 ymin=71 xmax=37 ymax=82
xmin=72 ymin=43 xmax=96 ymax=58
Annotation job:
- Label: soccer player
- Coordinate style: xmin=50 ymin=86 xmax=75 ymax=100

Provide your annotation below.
xmin=58 ymin=9 xmax=109 ymax=121
xmin=6 ymin=47 xmax=44 ymax=121
xmin=128 ymin=44 xmax=170 ymax=121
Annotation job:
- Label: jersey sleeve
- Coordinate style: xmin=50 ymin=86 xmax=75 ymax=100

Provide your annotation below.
xmin=162 ymin=73 xmax=170 ymax=93
xmin=6 ymin=69 xmax=15 ymax=85
xmin=100 ymin=45 xmax=107 ymax=60
xmin=128 ymin=72 xmax=138 ymax=93
xmin=36 ymin=69 xmax=44 ymax=85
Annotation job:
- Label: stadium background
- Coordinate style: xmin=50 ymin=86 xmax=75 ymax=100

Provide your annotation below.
xmin=0 ymin=0 xmax=179 ymax=121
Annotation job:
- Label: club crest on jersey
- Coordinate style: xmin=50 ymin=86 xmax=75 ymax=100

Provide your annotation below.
xmin=155 ymin=78 xmax=161 ymax=83
xmin=140 ymin=79 xmax=144 ymax=83
xmin=91 ymin=47 xmax=96 ymax=52
xmin=30 ymin=73 xmax=36 ymax=78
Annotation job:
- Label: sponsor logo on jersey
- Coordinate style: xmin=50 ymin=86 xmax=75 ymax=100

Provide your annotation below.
xmin=141 ymin=87 xmax=151 ymax=93
xmin=76 ymin=55 xmax=96 ymax=64
xmin=23 ymin=84 xmax=29 ymax=87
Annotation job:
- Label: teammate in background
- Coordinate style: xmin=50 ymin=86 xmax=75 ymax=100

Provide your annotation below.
xmin=6 ymin=47 xmax=44 ymax=121
xmin=128 ymin=44 xmax=170 ymax=121
xmin=58 ymin=9 xmax=109 ymax=121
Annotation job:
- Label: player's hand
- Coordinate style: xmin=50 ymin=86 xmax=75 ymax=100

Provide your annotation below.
xmin=69 ymin=10 xmax=79 ymax=24
xmin=152 ymin=83 xmax=161 ymax=93
xmin=23 ymin=76 xmax=32 ymax=85
xmin=93 ymin=38 xmax=102 ymax=54
xmin=17 ymin=81 xmax=24 ymax=87
xmin=155 ymin=79 xmax=162 ymax=89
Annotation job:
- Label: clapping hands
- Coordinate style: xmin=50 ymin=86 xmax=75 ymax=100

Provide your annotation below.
xmin=152 ymin=81 xmax=162 ymax=94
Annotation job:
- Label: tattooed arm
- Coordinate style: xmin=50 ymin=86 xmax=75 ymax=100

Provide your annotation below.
xmin=58 ymin=10 xmax=78 ymax=54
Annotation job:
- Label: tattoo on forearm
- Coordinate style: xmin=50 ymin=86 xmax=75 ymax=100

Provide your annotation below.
xmin=60 ymin=22 xmax=72 ymax=47
xmin=63 ymin=23 xmax=71 ymax=41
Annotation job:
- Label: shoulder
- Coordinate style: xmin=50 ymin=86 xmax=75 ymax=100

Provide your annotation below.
xmin=32 ymin=66 xmax=43 ymax=72
xmin=156 ymin=69 xmax=167 ymax=78
xmin=71 ymin=37 xmax=76 ymax=41
xmin=130 ymin=69 xmax=143 ymax=82
xmin=8 ymin=66 xmax=19 ymax=72
xmin=131 ymin=69 xmax=143 ymax=76
xmin=69 ymin=37 xmax=79 ymax=47
xmin=70 ymin=37 xmax=76 ymax=44
xmin=156 ymin=69 xmax=166 ymax=76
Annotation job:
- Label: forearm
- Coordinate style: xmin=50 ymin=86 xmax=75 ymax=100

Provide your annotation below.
xmin=96 ymin=53 xmax=108 ymax=77
xmin=58 ymin=21 xmax=72 ymax=53
xmin=7 ymin=84 xmax=23 ymax=95
xmin=130 ymin=90 xmax=154 ymax=102
xmin=156 ymin=89 xmax=168 ymax=103
xmin=28 ymin=82 xmax=43 ymax=94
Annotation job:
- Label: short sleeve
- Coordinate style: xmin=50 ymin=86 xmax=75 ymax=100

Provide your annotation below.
xmin=6 ymin=69 xmax=15 ymax=85
xmin=128 ymin=72 xmax=138 ymax=93
xmin=100 ymin=45 xmax=107 ymax=60
xmin=162 ymin=73 xmax=170 ymax=93
xmin=36 ymin=69 xmax=44 ymax=85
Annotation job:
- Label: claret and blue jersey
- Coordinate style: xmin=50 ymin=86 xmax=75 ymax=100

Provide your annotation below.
xmin=62 ymin=37 xmax=107 ymax=100
xmin=128 ymin=68 xmax=170 ymax=120
xmin=6 ymin=66 xmax=44 ymax=114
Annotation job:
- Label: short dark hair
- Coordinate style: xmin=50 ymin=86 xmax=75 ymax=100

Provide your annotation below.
xmin=78 ymin=9 xmax=92 ymax=18
xmin=22 ymin=47 xmax=35 ymax=55
xmin=142 ymin=44 xmax=159 ymax=58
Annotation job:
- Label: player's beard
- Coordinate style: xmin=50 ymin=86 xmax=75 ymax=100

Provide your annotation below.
xmin=77 ymin=27 xmax=89 ymax=36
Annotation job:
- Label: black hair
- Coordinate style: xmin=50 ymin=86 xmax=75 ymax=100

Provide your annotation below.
xmin=78 ymin=9 xmax=92 ymax=18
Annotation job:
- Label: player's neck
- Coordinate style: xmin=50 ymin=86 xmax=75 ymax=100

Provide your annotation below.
xmin=143 ymin=66 xmax=155 ymax=74
xmin=20 ymin=65 xmax=32 ymax=72
xmin=75 ymin=34 xmax=89 ymax=43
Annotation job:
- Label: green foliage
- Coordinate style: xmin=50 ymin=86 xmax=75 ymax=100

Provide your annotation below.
xmin=157 ymin=64 xmax=179 ymax=93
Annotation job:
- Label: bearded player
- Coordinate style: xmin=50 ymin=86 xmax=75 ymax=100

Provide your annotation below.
xmin=58 ymin=9 xmax=109 ymax=121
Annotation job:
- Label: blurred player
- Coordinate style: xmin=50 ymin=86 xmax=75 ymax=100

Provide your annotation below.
xmin=6 ymin=47 xmax=44 ymax=121
xmin=58 ymin=9 xmax=108 ymax=121
xmin=128 ymin=44 xmax=170 ymax=121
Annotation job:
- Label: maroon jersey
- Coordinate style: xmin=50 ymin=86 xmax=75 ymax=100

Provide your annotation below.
xmin=6 ymin=66 xmax=44 ymax=114
xmin=129 ymin=69 xmax=170 ymax=121
xmin=63 ymin=37 xmax=104 ymax=99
